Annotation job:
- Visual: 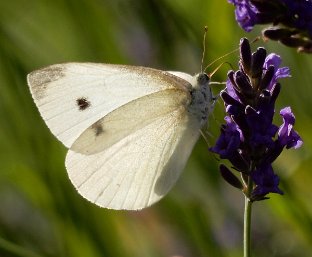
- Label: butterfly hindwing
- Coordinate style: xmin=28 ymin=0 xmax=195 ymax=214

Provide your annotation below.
xmin=70 ymin=88 xmax=191 ymax=155
xmin=66 ymin=93 xmax=202 ymax=210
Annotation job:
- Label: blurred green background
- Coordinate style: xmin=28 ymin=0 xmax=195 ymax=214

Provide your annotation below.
xmin=1 ymin=0 xmax=312 ymax=256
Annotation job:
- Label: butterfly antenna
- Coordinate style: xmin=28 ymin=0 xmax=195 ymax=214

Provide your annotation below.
xmin=251 ymin=36 xmax=260 ymax=44
xmin=204 ymin=48 xmax=239 ymax=73
xmin=204 ymin=36 xmax=260 ymax=73
xmin=200 ymin=26 xmax=208 ymax=73
xmin=209 ymin=61 xmax=234 ymax=78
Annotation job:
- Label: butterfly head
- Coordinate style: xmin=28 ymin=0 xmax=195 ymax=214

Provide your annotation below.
xmin=192 ymin=73 xmax=210 ymax=90
xmin=197 ymin=73 xmax=210 ymax=85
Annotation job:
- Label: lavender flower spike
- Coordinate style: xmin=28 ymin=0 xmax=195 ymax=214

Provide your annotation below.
xmin=210 ymin=38 xmax=302 ymax=201
xmin=228 ymin=0 xmax=312 ymax=53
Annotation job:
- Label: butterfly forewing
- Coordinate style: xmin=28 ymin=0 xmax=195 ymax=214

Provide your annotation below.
xmin=27 ymin=63 xmax=191 ymax=148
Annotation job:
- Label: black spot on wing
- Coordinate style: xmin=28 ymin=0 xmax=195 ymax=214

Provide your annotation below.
xmin=91 ymin=121 xmax=104 ymax=136
xmin=76 ymin=97 xmax=91 ymax=111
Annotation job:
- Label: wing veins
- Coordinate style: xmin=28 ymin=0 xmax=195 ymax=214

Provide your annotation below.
xmin=146 ymin=119 xmax=179 ymax=206
xmin=92 ymin=120 xmax=170 ymax=207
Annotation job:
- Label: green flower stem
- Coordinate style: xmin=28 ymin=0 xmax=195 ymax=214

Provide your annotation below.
xmin=244 ymin=178 xmax=253 ymax=257
xmin=244 ymin=195 xmax=252 ymax=257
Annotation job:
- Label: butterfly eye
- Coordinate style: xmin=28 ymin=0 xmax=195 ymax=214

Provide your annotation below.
xmin=197 ymin=73 xmax=210 ymax=85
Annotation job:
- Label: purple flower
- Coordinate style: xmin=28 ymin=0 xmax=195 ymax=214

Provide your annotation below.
xmin=228 ymin=0 xmax=312 ymax=53
xmin=278 ymin=107 xmax=303 ymax=149
xmin=263 ymin=54 xmax=291 ymax=90
xmin=228 ymin=0 xmax=258 ymax=32
xmin=210 ymin=116 xmax=241 ymax=159
xmin=210 ymin=38 xmax=302 ymax=200
xmin=251 ymin=162 xmax=283 ymax=197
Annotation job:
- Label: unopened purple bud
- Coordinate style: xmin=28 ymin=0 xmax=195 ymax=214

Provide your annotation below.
xmin=227 ymin=71 xmax=240 ymax=100
xmin=234 ymin=71 xmax=254 ymax=98
xmin=259 ymin=65 xmax=275 ymax=90
xmin=270 ymin=83 xmax=281 ymax=104
xmin=220 ymin=164 xmax=244 ymax=190
xmin=221 ymin=90 xmax=243 ymax=108
xmin=232 ymin=114 xmax=250 ymax=139
xmin=263 ymin=27 xmax=296 ymax=41
xmin=240 ymin=38 xmax=252 ymax=74
xmin=280 ymin=37 xmax=307 ymax=48
xmin=251 ymin=47 xmax=267 ymax=78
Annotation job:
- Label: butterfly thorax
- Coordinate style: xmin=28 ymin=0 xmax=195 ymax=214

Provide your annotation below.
xmin=188 ymin=73 xmax=214 ymax=126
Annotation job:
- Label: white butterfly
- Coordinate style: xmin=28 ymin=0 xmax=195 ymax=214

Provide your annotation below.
xmin=27 ymin=63 xmax=215 ymax=210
